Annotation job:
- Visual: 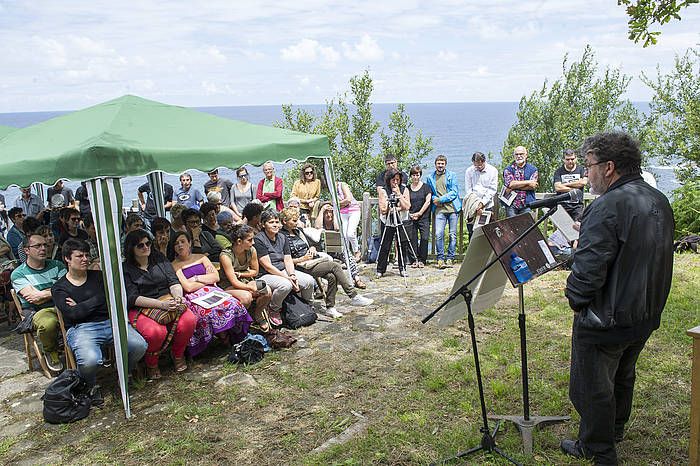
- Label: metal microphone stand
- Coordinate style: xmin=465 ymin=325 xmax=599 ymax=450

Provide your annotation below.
xmin=423 ymin=207 xmax=564 ymax=463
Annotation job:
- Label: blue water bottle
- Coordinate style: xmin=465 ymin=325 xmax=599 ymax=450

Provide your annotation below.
xmin=510 ymin=253 xmax=533 ymax=283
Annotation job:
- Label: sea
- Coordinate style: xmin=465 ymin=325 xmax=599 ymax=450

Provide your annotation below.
xmin=0 ymin=102 xmax=678 ymax=208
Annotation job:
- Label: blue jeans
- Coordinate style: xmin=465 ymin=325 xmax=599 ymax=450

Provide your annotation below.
xmin=66 ymin=320 xmax=148 ymax=386
xmin=435 ymin=211 xmax=458 ymax=260
xmin=505 ymin=205 xmax=531 ymax=218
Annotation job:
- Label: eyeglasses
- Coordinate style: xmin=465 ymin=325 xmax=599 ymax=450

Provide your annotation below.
xmin=584 ymin=160 xmax=607 ymax=169
xmin=135 ymin=240 xmax=152 ymax=250
xmin=28 ymin=243 xmax=48 ymax=249
xmin=186 ymin=219 xmax=201 ymax=226
xmin=304 ymin=171 xmax=314 ymax=175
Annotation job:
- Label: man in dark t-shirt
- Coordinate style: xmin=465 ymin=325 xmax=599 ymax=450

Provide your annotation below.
xmin=203 ymin=169 xmax=234 ymax=208
xmin=138 ymin=181 xmax=174 ymax=222
xmin=553 ymin=149 xmax=587 ymax=221
xmin=375 ymin=154 xmax=409 ymax=196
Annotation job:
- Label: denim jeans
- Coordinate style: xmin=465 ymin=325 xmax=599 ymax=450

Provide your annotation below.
xmin=66 ymin=320 xmax=148 ymax=386
xmin=505 ymin=205 xmax=531 ymax=218
xmin=435 ymin=211 xmax=458 ymax=260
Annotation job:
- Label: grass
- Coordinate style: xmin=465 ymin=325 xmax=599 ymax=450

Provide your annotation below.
xmin=0 ymin=254 xmax=696 ymax=465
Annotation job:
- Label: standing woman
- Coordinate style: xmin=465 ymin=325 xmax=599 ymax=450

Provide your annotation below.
xmin=376 ymin=168 xmax=411 ymax=278
xmin=171 ymin=231 xmax=251 ymax=356
xmin=291 ymin=163 xmax=321 ymax=220
xmin=407 ymin=165 xmax=432 ymax=267
xmin=230 ymin=167 xmax=254 ymax=222
xmin=219 ymin=224 xmax=272 ymax=330
xmin=335 ymin=181 xmax=362 ymax=261
xmin=254 ymin=210 xmax=315 ymax=326
xmin=123 ymin=230 xmax=197 ymax=380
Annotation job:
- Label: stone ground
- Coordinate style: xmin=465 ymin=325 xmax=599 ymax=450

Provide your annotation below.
xmin=0 ymin=262 xmax=511 ymax=464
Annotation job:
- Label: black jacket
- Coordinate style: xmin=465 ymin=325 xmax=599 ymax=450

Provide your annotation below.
xmin=565 ymin=175 xmax=674 ymax=343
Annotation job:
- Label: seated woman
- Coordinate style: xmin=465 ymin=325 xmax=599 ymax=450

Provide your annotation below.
xmin=315 ymin=202 xmax=367 ymax=289
xmin=219 ymin=224 xmax=272 ymax=330
xmin=291 ymin=163 xmax=322 ymax=220
xmin=241 ymin=201 xmax=264 ymax=234
xmin=280 ymin=207 xmax=372 ymax=318
xmin=171 ymin=231 xmax=251 ymax=356
xmin=123 ymin=229 xmax=197 ymax=380
xmin=150 ymin=217 xmax=171 ymax=257
xmin=254 ymin=210 xmax=315 ymax=326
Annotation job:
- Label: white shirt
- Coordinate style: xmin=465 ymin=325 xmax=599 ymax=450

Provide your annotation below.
xmin=464 ymin=163 xmax=498 ymax=208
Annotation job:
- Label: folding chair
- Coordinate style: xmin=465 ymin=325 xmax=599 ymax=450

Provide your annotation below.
xmin=55 ymin=308 xmax=77 ymax=370
xmin=10 ymin=290 xmax=53 ymax=378
xmin=323 ymin=230 xmax=344 ymax=255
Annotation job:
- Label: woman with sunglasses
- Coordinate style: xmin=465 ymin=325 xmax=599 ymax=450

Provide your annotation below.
xmin=123 ymin=230 xmax=196 ymax=380
xmin=231 ymin=167 xmax=254 ymax=221
xmin=171 ymin=231 xmax=252 ymax=356
xmin=291 ymin=163 xmax=321 ymax=220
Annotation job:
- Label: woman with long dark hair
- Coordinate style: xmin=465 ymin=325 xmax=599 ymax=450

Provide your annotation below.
xmin=123 ymin=230 xmax=196 ymax=380
xmin=376 ymin=168 xmax=411 ymax=278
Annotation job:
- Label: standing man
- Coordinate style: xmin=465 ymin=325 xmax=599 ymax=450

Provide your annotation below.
xmin=375 ymin=153 xmax=409 ymax=197
xmin=426 ymin=154 xmax=461 ymax=269
xmin=74 ymin=182 xmax=92 ymax=218
xmin=502 ymin=146 xmax=538 ymax=217
xmin=553 ymin=149 xmax=587 ymax=221
xmin=137 ymin=179 xmax=174 ymax=225
xmin=14 ymin=187 xmax=43 ymax=218
xmin=175 ymin=172 xmax=204 ymax=210
xmin=256 ymin=162 xmax=284 ymax=211
xmin=11 ymin=233 xmax=67 ymax=372
xmin=464 ymin=151 xmax=498 ymax=237
xmin=561 ymin=132 xmax=674 ymax=464
xmin=46 ymin=180 xmax=76 ymax=210
xmin=203 ymin=169 xmax=233 ymax=209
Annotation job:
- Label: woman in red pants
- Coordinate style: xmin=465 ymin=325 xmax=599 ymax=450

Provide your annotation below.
xmin=123 ymin=229 xmax=196 ymax=380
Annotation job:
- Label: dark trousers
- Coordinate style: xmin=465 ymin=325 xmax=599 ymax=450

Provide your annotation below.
xmin=569 ymin=325 xmax=649 ymax=465
xmin=406 ymin=216 xmax=429 ymax=263
xmin=377 ymin=224 xmax=410 ymax=274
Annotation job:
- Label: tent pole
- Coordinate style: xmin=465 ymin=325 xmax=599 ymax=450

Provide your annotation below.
xmin=147 ymin=171 xmax=167 ymax=219
xmin=323 ymin=158 xmax=352 ymax=279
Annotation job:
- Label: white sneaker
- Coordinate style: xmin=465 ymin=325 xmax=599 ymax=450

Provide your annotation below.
xmin=350 ymin=295 xmax=374 ymax=306
xmin=324 ymin=307 xmax=343 ymax=318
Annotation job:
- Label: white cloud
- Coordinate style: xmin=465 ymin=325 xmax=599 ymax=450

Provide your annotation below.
xmin=342 ymin=34 xmax=384 ymax=62
xmin=437 ymin=50 xmax=458 ymax=62
xmin=280 ymin=38 xmax=339 ymax=66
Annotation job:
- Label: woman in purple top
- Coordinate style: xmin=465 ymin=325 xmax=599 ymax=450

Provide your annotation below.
xmin=171 ymin=231 xmax=251 ymax=356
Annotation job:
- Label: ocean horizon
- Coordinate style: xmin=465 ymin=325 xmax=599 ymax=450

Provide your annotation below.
xmin=0 ymin=102 xmax=677 ymax=209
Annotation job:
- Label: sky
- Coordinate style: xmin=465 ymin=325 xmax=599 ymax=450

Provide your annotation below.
xmin=0 ymin=0 xmax=698 ymax=113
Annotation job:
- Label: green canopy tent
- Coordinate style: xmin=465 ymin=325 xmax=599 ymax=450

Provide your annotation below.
xmin=0 ymin=95 xmax=333 ymax=417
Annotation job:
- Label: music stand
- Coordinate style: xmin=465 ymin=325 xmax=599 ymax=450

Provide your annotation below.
xmin=423 ymin=210 xmax=569 ymax=462
xmin=479 ymin=212 xmax=570 ymax=455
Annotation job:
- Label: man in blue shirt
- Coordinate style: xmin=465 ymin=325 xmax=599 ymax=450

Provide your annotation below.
xmin=426 ymin=154 xmax=462 ymax=269
xmin=13 ymin=187 xmax=43 ymax=218
xmin=175 ymin=172 xmax=204 ymax=210
xmin=6 ymin=207 xmax=26 ymax=259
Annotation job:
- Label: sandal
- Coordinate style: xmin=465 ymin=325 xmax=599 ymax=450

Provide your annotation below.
xmin=173 ymin=356 xmax=188 ymax=372
xmin=146 ymin=365 xmax=161 ymax=380
xmin=268 ymin=309 xmax=283 ymax=327
xmin=354 ymin=279 xmax=367 ymax=289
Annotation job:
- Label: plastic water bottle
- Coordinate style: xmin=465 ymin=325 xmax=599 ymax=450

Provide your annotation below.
xmin=510 ymin=253 xmax=533 ymax=283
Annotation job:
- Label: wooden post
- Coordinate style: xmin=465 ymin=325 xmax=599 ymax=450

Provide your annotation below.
xmin=688 ymin=325 xmax=700 ymax=465
xmin=361 ymin=192 xmax=371 ymax=259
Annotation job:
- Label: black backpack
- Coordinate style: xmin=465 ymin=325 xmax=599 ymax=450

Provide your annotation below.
xmin=42 ymin=370 xmax=92 ymax=424
xmin=281 ymin=293 xmax=317 ymax=329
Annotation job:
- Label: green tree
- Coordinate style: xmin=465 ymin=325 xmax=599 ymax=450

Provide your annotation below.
xmin=619 ymin=0 xmax=699 ymax=47
xmin=502 ymin=45 xmax=642 ymax=192
xmin=276 ymin=70 xmax=432 ymax=197
xmin=643 ymin=47 xmax=700 ymax=236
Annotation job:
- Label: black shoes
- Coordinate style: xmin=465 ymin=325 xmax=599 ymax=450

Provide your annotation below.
xmin=560 ymin=439 xmax=593 ymax=460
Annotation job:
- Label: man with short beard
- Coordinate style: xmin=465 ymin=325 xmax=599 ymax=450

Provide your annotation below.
xmin=553 ymin=149 xmax=587 ymax=221
xmin=502 ymin=146 xmax=538 ymax=217
xmin=175 ymin=172 xmax=204 ymax=210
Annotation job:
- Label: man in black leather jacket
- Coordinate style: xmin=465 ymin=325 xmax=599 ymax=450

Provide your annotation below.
xmin=561 ymin=132 xmax=674 ymax=465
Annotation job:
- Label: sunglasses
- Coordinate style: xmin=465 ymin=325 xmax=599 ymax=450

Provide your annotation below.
xmin=238 ymin=173 xmax=248 ymax=178
xmin=304 ymin=171 xmax=314 ymax=175
xmin=135 ymin=240 xmax=152 ymax=250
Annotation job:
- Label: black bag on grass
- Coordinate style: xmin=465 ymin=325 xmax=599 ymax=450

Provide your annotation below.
xmin=42 ymin=369 xmax=92 ymax=424
xmin=228 ymin=338 xmax=265 ymax=364
xmin=281 ymin=293 xmax=317 ymax=329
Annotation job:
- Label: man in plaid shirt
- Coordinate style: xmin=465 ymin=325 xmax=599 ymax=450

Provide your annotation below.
xmin=502 ymin=146 xmax=539 ymax=217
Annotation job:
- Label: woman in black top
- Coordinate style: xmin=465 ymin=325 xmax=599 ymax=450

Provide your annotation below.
xmin=376 ymin=168 xmax=411 ymax=278
xmin=123 ymin=230 xmax=196 ymax=380
xmin=407 ymin=165 xmax=432 ymax=267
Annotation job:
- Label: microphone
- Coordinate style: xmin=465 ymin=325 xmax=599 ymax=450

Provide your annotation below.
xmin=527 ymin=189 xmax=582 ymax=209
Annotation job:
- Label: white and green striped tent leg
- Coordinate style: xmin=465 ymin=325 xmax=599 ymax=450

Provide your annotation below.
xmin=86 ymin=177 xmax=132 ymax=418
xmin=31 ymin=182 xmax=45 ymax=205
xmin=323 ymin=158 xmax=352 ymax=278
xmin=147 ymin=171 xmax=166 ymax=219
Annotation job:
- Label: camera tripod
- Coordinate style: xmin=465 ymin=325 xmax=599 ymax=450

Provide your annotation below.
xmin=378 ymin=200 xmax=420 ymax=287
